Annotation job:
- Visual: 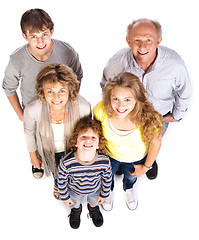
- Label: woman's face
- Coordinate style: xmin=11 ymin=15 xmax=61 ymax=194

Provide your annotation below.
xmin=111 ymin=86 xmax=137 ymax=119
xmin=43 ymin=81 xmax=69 ymax=111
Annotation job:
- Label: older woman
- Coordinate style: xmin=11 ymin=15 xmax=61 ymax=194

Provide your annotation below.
xmin=24 ymin=64 xmax=91 ymax=199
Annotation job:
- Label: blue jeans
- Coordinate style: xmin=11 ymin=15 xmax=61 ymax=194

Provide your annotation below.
xmin=110 ymin=122 xmax=169 ymax=191
xmin=163 ymin=122 xmax=169 ymax=135
xmin=68 ymin=188 xmax=101 ymax=209
xmin=54 ymin=151 xmax=65 ymax=187
xmin=110 ymin=155 xmax=147 ymax=191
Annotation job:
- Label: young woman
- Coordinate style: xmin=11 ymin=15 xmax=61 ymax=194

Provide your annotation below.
xmin=93 ymin=72 xmax=164 ymax=210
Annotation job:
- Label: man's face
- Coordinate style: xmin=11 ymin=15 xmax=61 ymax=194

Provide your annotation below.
xmin=22 ymin=28 xmax=54 ymax=61
xmin=126 ymin=21 xmax=162 ymax=70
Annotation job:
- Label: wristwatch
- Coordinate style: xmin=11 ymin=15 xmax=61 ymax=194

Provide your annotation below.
xmin=143 ymin=164 xmax=152 ymax=170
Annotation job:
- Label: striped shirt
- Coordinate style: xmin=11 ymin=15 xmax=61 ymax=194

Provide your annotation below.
xmin=58 ymin=151 xmax=112 ymax=201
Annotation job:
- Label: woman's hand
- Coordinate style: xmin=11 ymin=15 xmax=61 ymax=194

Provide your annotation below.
xmin=29 ymin=152 xmax=42 ymax=169
xmin=130 ymin=164 xmax=148 ymax=178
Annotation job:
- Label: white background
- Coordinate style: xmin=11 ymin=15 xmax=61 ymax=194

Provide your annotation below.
xmin=0 ymin=0 xmax=198 ymax=239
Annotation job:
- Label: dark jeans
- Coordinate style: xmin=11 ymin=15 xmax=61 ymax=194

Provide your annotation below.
xmin=109 ymin=155 xmax=147 ymax=191
xmin=54 ymin=151 xmax=65 ymax=187
xmin=111 ymin=121 xmax=169 ymax=190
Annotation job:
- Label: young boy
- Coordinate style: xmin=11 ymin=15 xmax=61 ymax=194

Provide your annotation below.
xmin=58 ymin=116 xmax=112 ymax=229
xmin=2 ymin=8 xmax=83 ymax=122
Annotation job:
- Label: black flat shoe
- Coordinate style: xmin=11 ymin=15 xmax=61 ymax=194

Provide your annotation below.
xmin=32 ymin=166 xmax=44 ymax=179
xmin=146 ymin=160 xmax=158 ymax=180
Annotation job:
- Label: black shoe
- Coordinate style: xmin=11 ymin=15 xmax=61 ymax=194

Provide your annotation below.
xmin=116 ymin=164 xmax=123 ymax=175
xmin=87 ymin=204 xmax=103 ymax=227
xmin=32 ymin=166 xmax=44 ymax=179
xmin=146 ymin=160 xmax=158 ymax=180
xmin=68 ymin=204 xmax=82 ymax=229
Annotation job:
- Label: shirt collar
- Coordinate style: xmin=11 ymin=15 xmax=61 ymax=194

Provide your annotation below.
xmin=130 ymin=46 xmax=164 ymax=73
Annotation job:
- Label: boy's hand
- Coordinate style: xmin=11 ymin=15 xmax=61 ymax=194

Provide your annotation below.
xmin=97 ymin=196 xmax=106 ymax=204
xmin=64 ymin=198 xmax=74 ymax=206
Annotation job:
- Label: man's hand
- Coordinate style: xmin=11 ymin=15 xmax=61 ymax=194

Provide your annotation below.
xmin=163 ymin=113 xmax=176 ymax=122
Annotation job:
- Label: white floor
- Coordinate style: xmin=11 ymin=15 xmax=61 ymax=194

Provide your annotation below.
xmin=0 ymin=1 xmax=198 ymax=239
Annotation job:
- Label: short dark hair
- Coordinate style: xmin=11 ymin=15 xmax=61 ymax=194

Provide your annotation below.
xmin=20 ymin=8 xmax=54 ymax=35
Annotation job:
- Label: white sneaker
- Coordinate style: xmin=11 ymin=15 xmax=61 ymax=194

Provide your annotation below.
xmin=102 ymin=191 xmax=113 ymax=211
xmin=124 ymin=188 xmax=138 ymax=210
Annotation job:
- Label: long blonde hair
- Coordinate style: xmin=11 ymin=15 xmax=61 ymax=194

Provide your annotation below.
xmin=103 ymin=72 xmax=164 ymax=145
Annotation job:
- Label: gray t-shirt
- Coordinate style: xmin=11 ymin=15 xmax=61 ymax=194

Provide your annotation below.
xmin=2 ymin=39 xmax=83 ymax=107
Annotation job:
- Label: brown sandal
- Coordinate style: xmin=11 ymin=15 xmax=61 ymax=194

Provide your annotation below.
xmin=53 ymin=185 xmax=60 ymax=200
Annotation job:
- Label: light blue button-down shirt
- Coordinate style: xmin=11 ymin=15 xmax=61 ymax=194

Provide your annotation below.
xmin=101 ymin=46 xmax=191 ymax=121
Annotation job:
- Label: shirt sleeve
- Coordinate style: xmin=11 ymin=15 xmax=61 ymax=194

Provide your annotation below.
xmin=100 ymin=49 xmax=129 ymax=90
xmin=93 ymin=101 xmax=105 ymax=122
xmin=58 ymin=160 xmax=70 ymax=201
xmin=23 ymin=104 xmax=38 ymax=152
xmin=68 ymin=48 xmax=83 ymax=82
xmin=99 ymin=158 xmax=112 ymax=199
xmin=78 ymin=95 xmax=92 ymax=118
xmin=172 ymin=63 xmax=192 ymax=121
xmin=2 ymin=57 xmax=20 ymax=97
xmin=101 ymin=57 xmax=123 ymax=90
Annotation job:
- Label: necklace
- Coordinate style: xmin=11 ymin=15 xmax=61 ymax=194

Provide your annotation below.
xmin=51 ymin=119 xmax=64 ymax=124
xmin=50 ymin=109 xmax=65 ymax=124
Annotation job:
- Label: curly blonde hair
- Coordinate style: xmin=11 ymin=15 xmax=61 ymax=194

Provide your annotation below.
xmin=36 ymin=63 xmax=80 ymax=102
xmin=69 ymin=116 xmax=106 ymax=153
xmin=103 ymin=72 xmax=164 ymax=146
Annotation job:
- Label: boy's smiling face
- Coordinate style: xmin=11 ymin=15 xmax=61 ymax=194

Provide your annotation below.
xmin=76 ymin=128 xmax=99 ymax=157
xmin=22 ymin=28 xmax=54 ymax=61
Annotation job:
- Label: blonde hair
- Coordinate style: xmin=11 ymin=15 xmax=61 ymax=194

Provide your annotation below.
xmin=103 ymin=72 xmax=164 ymax=145
xmin=36 ymin=63 xmax=80 ymax=102
xmin=69 ymin=116 xmax=106 ymax=153
xmin=127 ymin=18 xmax=162 ymax=39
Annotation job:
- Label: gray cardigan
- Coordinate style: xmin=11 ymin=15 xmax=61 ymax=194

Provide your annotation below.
xmin=24 ymin=95 xmax=91 ymax=176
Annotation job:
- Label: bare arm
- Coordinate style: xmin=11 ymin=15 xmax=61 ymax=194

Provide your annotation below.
xmin=7 ymin=93 xmax=23 ymax=121
xmin=132 ymin=133 xmax=162 ymax=178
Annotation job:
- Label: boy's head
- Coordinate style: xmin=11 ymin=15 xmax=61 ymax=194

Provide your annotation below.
xmin=70 ymin=116 xmax=106 ymax=153
xmin=20 ymin=8 xmax=54 ymax=36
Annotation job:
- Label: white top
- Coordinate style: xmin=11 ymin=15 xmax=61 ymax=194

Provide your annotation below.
xmin=108 ymin=119 xmax=134 ymax=136
xmin=51 ymin=123 xmax=65 ymax=153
